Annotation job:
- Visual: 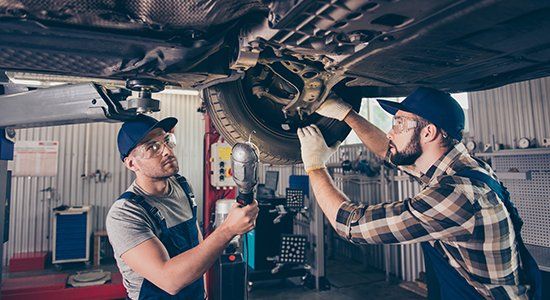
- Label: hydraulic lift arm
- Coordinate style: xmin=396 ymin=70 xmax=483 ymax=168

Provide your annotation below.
xmin=0 ymin=83 xmax=138 ymax=129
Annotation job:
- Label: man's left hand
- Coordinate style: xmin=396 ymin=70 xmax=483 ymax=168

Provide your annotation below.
xmin=297 ymin=125 xmax=341 ymax=173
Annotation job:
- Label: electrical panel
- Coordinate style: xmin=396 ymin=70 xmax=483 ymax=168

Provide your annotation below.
xmin=210 ymin=141 xmax=236 ymax=188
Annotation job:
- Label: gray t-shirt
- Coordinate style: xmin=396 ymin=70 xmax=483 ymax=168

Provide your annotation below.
xmin=106 ymin=176 xmax=195 ymax=299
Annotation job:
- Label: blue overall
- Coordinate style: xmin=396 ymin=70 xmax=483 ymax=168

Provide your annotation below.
xmin=422 ymin=169 xmax=542 ymax=300
xmin=117 ymin=174 xmax=205 ymax=300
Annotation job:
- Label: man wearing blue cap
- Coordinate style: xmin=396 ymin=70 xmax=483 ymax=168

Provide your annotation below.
xmin=106 ymin=114 xmax=259 ymax=299
xmin=298 ymin=87 xmax=540 ymax=299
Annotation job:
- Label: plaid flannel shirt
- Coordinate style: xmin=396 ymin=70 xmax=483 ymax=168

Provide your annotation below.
xmin=335 ymin=143 xmax=529 ymax=299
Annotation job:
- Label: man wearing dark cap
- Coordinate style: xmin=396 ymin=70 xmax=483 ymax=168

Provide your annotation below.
xmin=106 ymin=114 xmax=259 ymax=299
xmin=298 ymin=87 xmax=540 ymax=299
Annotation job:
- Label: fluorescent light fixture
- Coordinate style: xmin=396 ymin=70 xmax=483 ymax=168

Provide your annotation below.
xmin=9 ymin=78 xmax=68 ymax=87
xmin=159 ymin=88 xmax=200 ymax=96
xmin=9 ymin=79 xmax=43 ymax=86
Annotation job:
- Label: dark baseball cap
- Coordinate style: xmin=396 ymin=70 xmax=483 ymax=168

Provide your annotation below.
xmin=377 ymin=87 xmax=465 ymax=140
xmin=117 ymin=114 xmax=178 ymax=161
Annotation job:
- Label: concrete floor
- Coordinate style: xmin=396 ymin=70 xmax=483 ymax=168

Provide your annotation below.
xmin=2 ymin=259 xmax=120 ymax=280
xmin=3 ymin=257 xmax=425 ymax=299
xmin=249 ymin=258 xmax=425 ymax=300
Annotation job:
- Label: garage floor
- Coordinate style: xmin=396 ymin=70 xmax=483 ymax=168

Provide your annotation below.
xmin=2 ymin=257 xmax=425 ymax=299
xmin=249 ymin=258 xmax=425 ymax=300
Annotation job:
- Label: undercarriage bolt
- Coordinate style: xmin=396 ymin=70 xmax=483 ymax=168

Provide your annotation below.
xmin=281 ymin=123 xmax=291 ymax=131
xmin=282 ymin=109 xmax=288 ymax=119
xmin=297 ymin=107 xmax=304 ymax=120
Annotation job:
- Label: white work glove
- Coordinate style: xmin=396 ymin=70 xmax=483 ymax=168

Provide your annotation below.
xmin=297 ymin=125 xmax=341 ymax=174
xmin=315 ymin=93 xmax=353 ymax=121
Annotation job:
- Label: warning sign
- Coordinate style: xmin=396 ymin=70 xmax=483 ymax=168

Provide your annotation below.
xmin=13 ymin=141 xmax=59 ymax=177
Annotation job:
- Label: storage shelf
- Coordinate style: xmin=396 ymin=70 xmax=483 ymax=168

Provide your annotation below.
xmin=495 ymin=172 xmax=532 ymax=180
xmin=475 ymin=147 xmax=550 ymax=157
xmin=525 ymin=244 xmax=550 ymax=272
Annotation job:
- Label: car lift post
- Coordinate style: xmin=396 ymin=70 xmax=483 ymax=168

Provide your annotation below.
xmin=203 ymin=113 xmax=239 ymax=298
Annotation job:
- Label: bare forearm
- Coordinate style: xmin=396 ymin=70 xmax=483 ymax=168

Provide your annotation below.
xmin=308 ymin=168 xmax=350 ymax=229
xmin=344 ymin=111 xmax=389 ymax=158
xmin=163 ymin=226 xmax=233 ymax=293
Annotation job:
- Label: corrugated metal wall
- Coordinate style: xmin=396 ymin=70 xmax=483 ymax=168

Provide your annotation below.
xmin=3 ymin=92 xmax=204 ymax=266
xmin=468 ymin=77 xmax=550 ymax=148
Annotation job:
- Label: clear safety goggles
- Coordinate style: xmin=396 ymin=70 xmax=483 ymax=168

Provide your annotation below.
xmin=391 ymin=116 xmax=419 ymax=134
xmin=133 ymin=132 xmax=176 ymax=159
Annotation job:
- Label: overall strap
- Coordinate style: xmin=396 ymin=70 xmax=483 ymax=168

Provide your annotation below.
xmin=117 ymin=191 xmax=166 ymax=229
xmin=116 ymin=174 xmax=196 ymax=227
xmin=175 ymin=174 xmax=196 ymax=210
xmin=454 ymin=169 xmax=523 ymax=233
xmin=421 ymin=241 xmax=483 ymax=300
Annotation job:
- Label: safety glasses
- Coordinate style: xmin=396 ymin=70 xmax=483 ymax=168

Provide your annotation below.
xmin=391 ymin=116 xmax=420 ymax=134
xmin=133 ymin=133 xmax=176 ymax=159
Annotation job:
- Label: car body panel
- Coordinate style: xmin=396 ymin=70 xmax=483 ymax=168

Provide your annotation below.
xmin=1 ymin=0 xmax=549 ymax=95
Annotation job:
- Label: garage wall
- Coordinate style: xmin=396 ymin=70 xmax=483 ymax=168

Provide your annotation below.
xmin=3 ymin=91 xmax=204 ymax=266
xmin=468 ymin=76 xmax=550 ymax=148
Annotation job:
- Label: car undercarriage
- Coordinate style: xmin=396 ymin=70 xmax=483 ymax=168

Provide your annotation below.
xmin=1 ymin=0 xmax=550 ymax=163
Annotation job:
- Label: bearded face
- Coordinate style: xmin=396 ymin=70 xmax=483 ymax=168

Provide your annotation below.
xmin=388 ymin=121 xmax=424 ymax=166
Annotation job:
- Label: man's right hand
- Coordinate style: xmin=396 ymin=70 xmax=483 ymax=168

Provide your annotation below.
xmin=220 ymin=200 xmax=259 ymax=237
xmin=315 ymin=93 xmax=353 ymax=121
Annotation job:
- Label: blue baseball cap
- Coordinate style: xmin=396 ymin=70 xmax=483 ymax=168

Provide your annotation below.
xmin=377 ymin=87 xmax=465 ymax=140
xmin=117 ymin=114 xmax=178 ymax=161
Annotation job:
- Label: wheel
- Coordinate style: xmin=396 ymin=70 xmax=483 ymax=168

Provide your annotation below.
xmin=203 ymin=74 xmax=362 ymax=165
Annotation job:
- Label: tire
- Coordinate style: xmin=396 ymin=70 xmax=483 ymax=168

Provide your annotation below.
xmin=203 ymin=79 xmax=361 ymax=165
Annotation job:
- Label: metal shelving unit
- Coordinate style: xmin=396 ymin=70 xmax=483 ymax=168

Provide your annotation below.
xmin=474 ymin=147 xmax=550 ymax=157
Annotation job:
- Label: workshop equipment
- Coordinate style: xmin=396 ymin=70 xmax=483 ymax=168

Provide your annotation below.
xmin=67 ymin=270 xmax=111 ymax=287
xmin=231 ymin=142 xmax=259 ymax=206
xmin=211 ymin=141 xmax=261 ymax=299
xmin=202 ymin=115 xmax=237 ymax=297
xmin=214 ymin=199 xmax=240 ymax=250
xmin=210 ymin=199 xmax=247 ymax=300
xmin=52 ymin=206 xmax=92 ymax=264
xmin=213 ymin=199 xmax=234 ymax=229
xmin=245 ymin=174 xmax=311 ymax=288
xmin=8 ymin=252 xmax=48 ymax=273
xmin=246 ymin=197 xmax=292 ymax=272
xmin=210 ymin=252 xmax=246 ymax=300
xmin=256 ymin=170 xmax=279 ymax=198
xmin=210 ymin=141 xmax=237 ymax=188
xmin=123 ymin=78 xmax=163 ymax=114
